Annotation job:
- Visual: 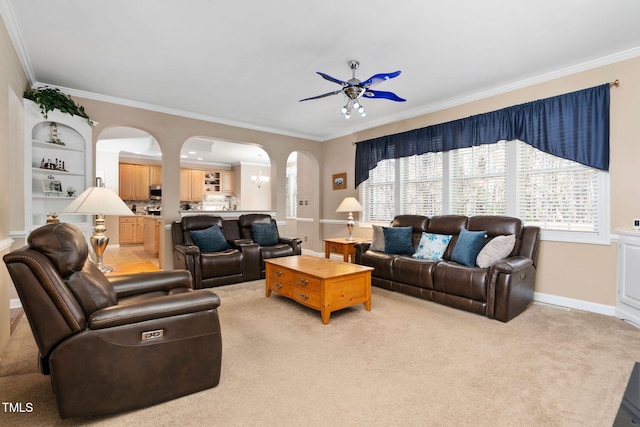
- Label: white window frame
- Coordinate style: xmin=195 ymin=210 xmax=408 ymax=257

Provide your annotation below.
xmin=360 ymin=141 xmax=610 ymax=245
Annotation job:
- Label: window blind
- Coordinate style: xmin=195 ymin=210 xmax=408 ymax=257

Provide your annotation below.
xmin=516 ymin=141 xmax=599 ymax=232
xmin=450 ymin=141 xmax=507 ymax=216
xmin=400 ymin=152 xmax=443 ymax=216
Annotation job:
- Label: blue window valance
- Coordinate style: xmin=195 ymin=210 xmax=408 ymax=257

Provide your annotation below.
xmin=355 ymin=84 xmax=610 ymax=188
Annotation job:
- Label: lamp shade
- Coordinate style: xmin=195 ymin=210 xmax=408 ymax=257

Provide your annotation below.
xmin=61 ymin=186 xmax=134 ymax=216
xmin=336 ymin=197 xmax=363 ymax=213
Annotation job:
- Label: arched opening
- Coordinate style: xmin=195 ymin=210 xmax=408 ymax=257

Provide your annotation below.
xmin=96 ymin=126 xmax=162 ymax=268
xmin=179 ymin=137 xmax=271 ymax=213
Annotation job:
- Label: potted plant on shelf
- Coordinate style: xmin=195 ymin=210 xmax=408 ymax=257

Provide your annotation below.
xmin=24 ymin=86 xmax=94 ymax=127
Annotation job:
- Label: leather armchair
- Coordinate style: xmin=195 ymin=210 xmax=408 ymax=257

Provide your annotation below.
xmin=3 ymin=223 xmax=223 ymax=419
xmin=172 ymin=215 xmax=261 ymax=288
xmin=238 ymin=214 xmax=302 ymax=276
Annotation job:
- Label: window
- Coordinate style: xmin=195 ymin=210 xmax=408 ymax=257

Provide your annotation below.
xmin=450 ymin=142 xmax=506 ymax=216
xmin=360 ymin=140 xmax=608 ymax=243
xmin=361 ymin=158 xmax=395 ymax=222
xmin=401 ymin=151 xmax=443 ymax=216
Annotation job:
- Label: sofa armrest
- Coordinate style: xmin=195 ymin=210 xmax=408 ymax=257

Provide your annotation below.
xmin=279 ymin=237 xmax=302 ymax=255
xmin=110 ymin=270 xmax=194 ymax=297
xmin=89 ymin=290 xmax=220 ymax=329
xmin=491 ymin=256 xmax=533 ymax=274
xmin=229 ymin=238 xmax=254 ymax=247
xmin=236 ymin=242 xmax=261 ymax=281
xmin=355 ymin=242 xmax=372 ymax=264
xmin=487 ymin=256 xmax=536 ymax=322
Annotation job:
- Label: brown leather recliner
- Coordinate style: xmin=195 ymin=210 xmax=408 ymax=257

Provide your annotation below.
xmin=3 ymin=223 xmax=223 ymax=419
xmin=238 ymin=214 xmax=302 ymax=277
xmin=172 ymin=215 xmax=261 ymax=288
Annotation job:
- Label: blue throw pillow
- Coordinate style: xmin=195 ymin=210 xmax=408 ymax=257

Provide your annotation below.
xmin=383 ymin=226 xmax=414 ymax=255
xmin=251 ymin=222 xmax=279 ymax=246
xmin=412 ymin=232 xmax=452 ymax=261
xmin=450 ymin=228 xmax=487 ymax=267
xmin=190 ymin=225 xmax=231 ymax=253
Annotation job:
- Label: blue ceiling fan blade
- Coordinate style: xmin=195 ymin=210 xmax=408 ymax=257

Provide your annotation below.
xmin=316 ymin=72 xmax=348 ymax=86
xmin=360 ymin=71 xmax=401 ymax=88
xmin=363 ymin=89 xmax=406 ymax=102
xmin=299 ymin=90 xmax=342 ymax=102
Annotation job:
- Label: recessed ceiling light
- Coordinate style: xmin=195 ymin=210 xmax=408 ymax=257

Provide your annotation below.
xmin=189 ymin=151 xmax=197 ymax=154
xmin=181 ymin=155 xmax=187 ymax=158
xmin=197 ymin=157 xmax=203 ymax=160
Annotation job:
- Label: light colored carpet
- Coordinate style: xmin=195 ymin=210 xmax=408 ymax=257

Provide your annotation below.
xmin=1 ymin=280 xmax=639 ymax=426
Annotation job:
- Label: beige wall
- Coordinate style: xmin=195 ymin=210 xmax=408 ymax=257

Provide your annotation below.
xmin=323 ymin=56 xmax=640 ymax=308
xmin=1 ymin=16 xmax=29 ymax=354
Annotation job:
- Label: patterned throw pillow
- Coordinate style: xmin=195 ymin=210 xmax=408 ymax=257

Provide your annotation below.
xmin=412 ymin=232 xmax=452 ymax=261
xmin=476 ymin=234 xmax=516 ymax=268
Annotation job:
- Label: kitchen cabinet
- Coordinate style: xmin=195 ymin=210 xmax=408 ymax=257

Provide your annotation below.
xmin=221 ymin=170 xmax=235 ymax=194
xmin=119 ymin=216 xmax=145 ymax=244
xmin=204 ymin=170 xmax=235 ymax=195
xmin=119 ymin=163 xmax=150 ymax=200
xmin=180 ymin=168 xmax=205 ymax=201
xmin=144 ymin=217 xmax=161 ymax=257
xmin=150 ymin=165 xmax=162 ymax=185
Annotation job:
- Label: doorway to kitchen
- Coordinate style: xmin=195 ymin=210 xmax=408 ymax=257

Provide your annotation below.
xmin=96 ymin=126 xmax=163 ymax=269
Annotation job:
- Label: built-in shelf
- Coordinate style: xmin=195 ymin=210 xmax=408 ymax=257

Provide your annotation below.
xmin=24 ymin=99 xmax=93 ymax=232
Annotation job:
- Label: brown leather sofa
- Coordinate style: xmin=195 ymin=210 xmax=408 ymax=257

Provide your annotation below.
xmin=172 ymin=215 xmax=262 ymax=287
xmin=172 ymin=214 xmax=301 ymax=286
xmin=3 ymin=223 xmax=223 ymax=419
xmin=355 ymin=215 xmax=540 ymax=322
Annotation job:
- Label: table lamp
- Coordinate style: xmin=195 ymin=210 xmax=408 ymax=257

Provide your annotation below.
xmin=61 ymin=178 xmax=134 ymax=272
xmin=336 ymin=197 xmax=363 ymax=241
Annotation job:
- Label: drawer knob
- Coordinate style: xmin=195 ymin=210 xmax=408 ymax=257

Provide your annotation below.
xmin=275 ymin=283 xmax=282 ymax=289
xmin=275 ymin=271 xmax=282 ymax=277
xmin=299 ymin=278 xmax=309 ymax=286
xmin=299 ymin=293 xmax=309 ymax=301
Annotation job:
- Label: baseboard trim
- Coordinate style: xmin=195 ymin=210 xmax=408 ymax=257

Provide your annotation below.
xmin=533 ymin=291 xmax=615 ymax=316
xmin=10 ymin=298 xmax=22 ymax=310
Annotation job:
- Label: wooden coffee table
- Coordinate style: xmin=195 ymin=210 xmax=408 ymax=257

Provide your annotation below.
xmin=265 ymin=255 xmax=374 ymax=324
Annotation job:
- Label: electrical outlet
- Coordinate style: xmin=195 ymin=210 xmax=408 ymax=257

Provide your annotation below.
xmin=304 ymin=236 xmax=308 ymax=242
xmin=634 ymin=219 xmax=640 ymax=230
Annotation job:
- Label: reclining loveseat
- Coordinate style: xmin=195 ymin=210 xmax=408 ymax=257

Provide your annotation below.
xmin=355 ymin=215 xmax=540 ymax=322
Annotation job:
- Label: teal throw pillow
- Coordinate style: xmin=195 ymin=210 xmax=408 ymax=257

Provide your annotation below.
xmin=450 ymin=228 xmax=487 ymax=267
xmin=190 ymin=225 xmax=231 ymax=253
xmin=412 ymin=232 xmax=452 ymax=261
xmin=383 ymin=226 xmax=414 ymax=255
xmin=251 ymin=222 xmax=279 ymax=246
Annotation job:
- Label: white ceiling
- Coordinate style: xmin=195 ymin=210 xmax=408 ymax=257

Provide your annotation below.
xmin=4 ymin=0 xmax=640 ymax=144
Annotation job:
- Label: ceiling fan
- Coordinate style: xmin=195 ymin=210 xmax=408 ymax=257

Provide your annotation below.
xmin=299 ymin=60 xmax=406 ymax=119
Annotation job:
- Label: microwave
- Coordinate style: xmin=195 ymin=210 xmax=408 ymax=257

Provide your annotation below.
xmin=150 ymin=185 xmax=162 ymax=200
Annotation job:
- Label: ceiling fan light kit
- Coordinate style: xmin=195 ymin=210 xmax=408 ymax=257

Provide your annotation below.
xmin=300 ymin=60 xmax=405 ymax=119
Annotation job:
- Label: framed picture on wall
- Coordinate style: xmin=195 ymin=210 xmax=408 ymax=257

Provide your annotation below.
xmin=332 ymin=173 xmax=347 ymax=190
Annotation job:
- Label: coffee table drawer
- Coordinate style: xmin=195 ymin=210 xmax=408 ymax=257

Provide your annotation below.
xmin=292 ymin=286 xmax=321 ymax=308
xmin=292 ymin=274 xmax=321 ymax=293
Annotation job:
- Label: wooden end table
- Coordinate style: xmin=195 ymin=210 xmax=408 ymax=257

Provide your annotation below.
xmin=324 ymin=237 xmax=370 ymax=263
